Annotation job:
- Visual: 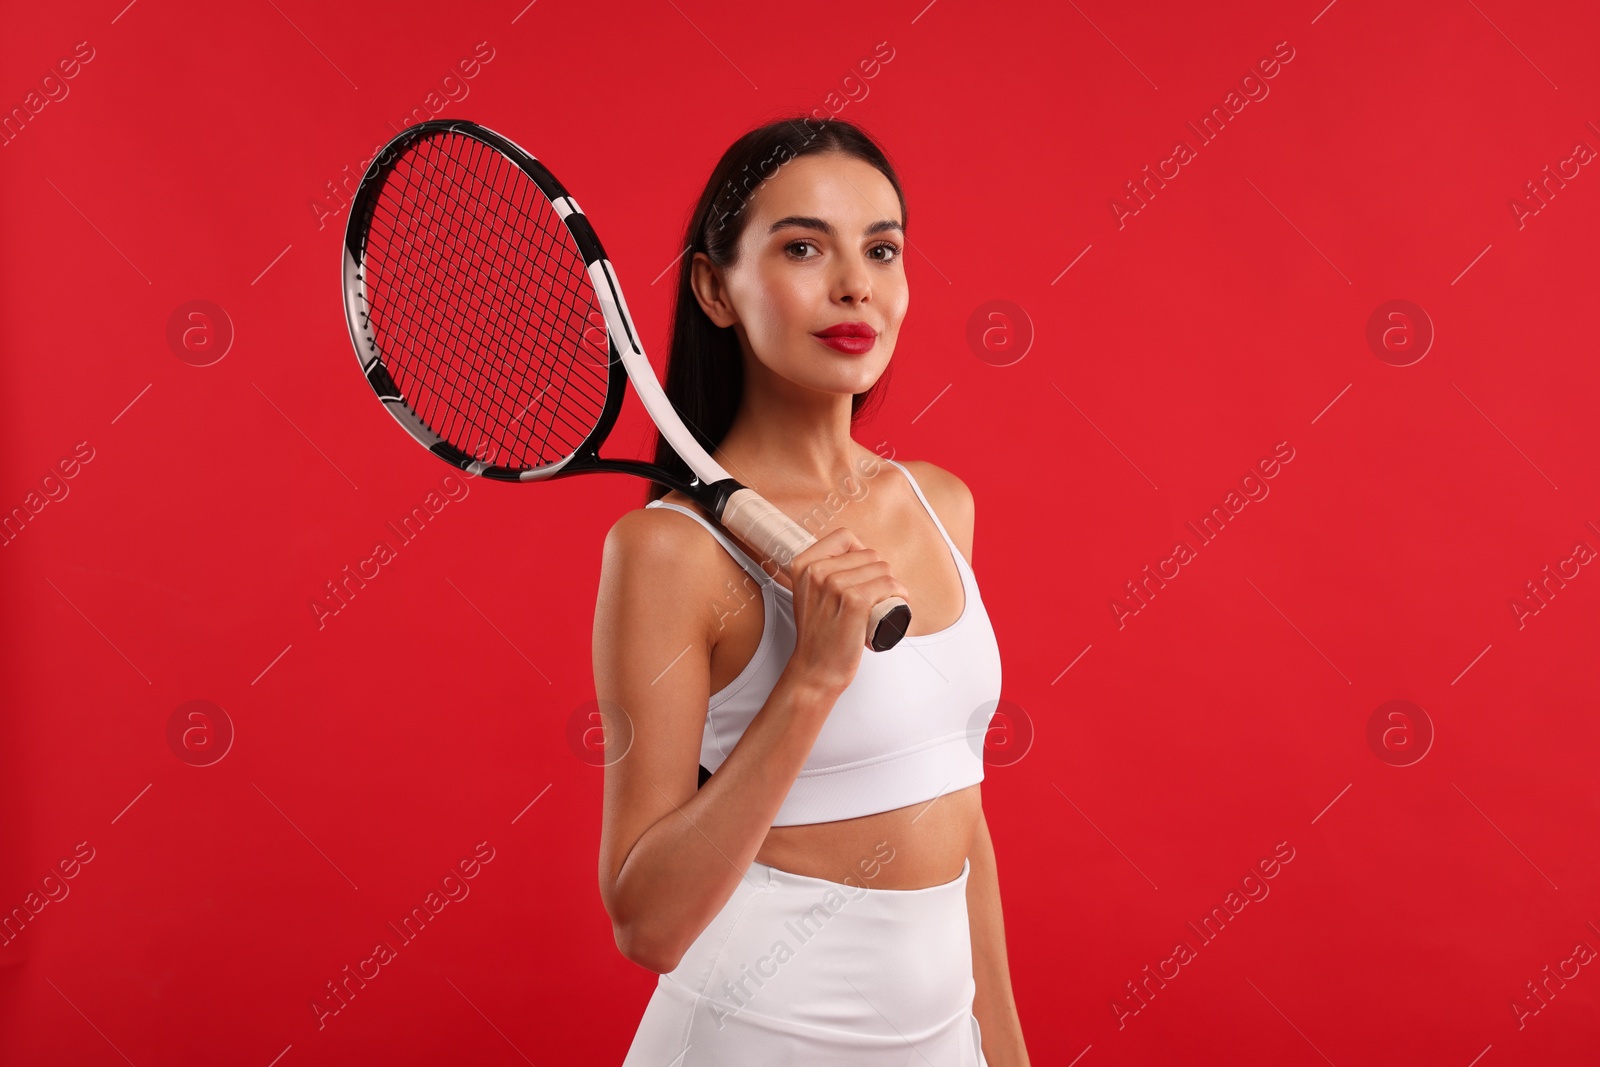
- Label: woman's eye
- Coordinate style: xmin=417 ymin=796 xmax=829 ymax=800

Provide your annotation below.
xmin=786 ymin=240 xmax=818 ymax=259
xmin=869 ymin=242 xmax=902 ymax=263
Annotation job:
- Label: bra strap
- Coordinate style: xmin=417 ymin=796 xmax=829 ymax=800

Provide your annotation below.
xmin=883 ymin=459 xmax=965 ymax=563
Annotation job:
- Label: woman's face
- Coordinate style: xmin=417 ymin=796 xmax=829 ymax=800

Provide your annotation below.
xmin=692 ymin=151 xmax=908 ymax=401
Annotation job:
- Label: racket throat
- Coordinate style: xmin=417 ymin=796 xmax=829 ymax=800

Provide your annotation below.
xmin=702 ymin=478 xmax=748 ymax=522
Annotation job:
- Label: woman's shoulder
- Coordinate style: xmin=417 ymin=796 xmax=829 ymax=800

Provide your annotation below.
xmin=602 ymin=492 xmax=719 ymax=564
xmin=891 ymin=458 xmax=976 ymax=560
xmin=597 ymin=495 xmax=741 ymax=639
xmin=891 ymin=458 xmax=975 ymax=515
xmin=892 ymin=456 xmax=969 ymax=486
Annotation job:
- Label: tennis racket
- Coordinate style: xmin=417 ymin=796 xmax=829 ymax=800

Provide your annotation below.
xmin=340 ymin=118 xmax=911 ymax=652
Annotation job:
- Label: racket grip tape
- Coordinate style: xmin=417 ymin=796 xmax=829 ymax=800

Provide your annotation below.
xmin=719 ymin=488 xmax=910 ymax=652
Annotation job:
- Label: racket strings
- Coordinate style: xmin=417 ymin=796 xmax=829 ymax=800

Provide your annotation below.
xmin=360 ymin=129 xmax=612 ymax=471
xmin=385 ymin=141 xmax=556 ymax=453
xmin=391 ymin=135 xmax=605 ymax=457
xmin=457 ymin=142 xmax=612 ymax=458
xmin=377 ymin=135 xmax=603 ymax=461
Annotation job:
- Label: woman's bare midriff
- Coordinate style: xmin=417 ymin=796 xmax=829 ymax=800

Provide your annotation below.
xmin=755 ymin=784 xmax=981 ymax=890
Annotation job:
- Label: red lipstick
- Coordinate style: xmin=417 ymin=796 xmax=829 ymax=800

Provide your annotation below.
xmin=811 ymin=321 xmax=877 ymax=355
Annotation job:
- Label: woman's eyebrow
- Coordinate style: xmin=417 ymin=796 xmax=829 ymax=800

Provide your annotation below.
xmin=767 ymin=215 xmax=904 ymax=237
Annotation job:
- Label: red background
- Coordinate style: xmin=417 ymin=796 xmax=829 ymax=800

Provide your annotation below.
xmin=4 ymin=0 xmax=1599 ymax=1063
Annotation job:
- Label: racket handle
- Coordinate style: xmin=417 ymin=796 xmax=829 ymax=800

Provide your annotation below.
xmin=720 ymin=488 xmax=911 ymax=652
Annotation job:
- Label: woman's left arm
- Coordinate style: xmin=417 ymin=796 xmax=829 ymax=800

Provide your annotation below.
xmin=968 ymin=806 xmax=1030 ymax=1065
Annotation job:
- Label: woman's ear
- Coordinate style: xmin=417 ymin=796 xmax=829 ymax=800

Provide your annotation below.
xmin=690 ymin=252 xmax=738 ymax=329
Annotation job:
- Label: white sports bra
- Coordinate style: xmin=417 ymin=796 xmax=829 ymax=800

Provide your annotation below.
xmin=643 ymin=459 xmax=1003 ymax=826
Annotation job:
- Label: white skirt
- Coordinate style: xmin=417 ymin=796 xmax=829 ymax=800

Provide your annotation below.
xmin=621 ymin=857 xmax=987 ymax=1065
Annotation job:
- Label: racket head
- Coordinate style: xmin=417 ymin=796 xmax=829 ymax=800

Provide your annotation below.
xmin=342 ymin=119 xmax=628 ymax=482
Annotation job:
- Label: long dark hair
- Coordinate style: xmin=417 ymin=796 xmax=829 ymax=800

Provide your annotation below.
xmin=644 ymin=116 xmax=906 ymax=503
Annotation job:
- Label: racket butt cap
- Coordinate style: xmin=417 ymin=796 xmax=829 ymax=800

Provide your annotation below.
xmin=869 ymin=599 xmax=911 ymax=652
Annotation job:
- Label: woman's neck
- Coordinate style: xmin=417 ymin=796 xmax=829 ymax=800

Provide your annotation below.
xmin=715 ymin=395 xmax=865 ymax=498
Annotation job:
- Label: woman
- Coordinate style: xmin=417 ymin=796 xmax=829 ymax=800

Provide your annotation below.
xmin=593 ymin=116 xmax=1029 ymax=1065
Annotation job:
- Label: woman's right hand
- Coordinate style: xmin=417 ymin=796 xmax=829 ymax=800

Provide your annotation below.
xmin=783 ymin=528 xmax=911 ymax=697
